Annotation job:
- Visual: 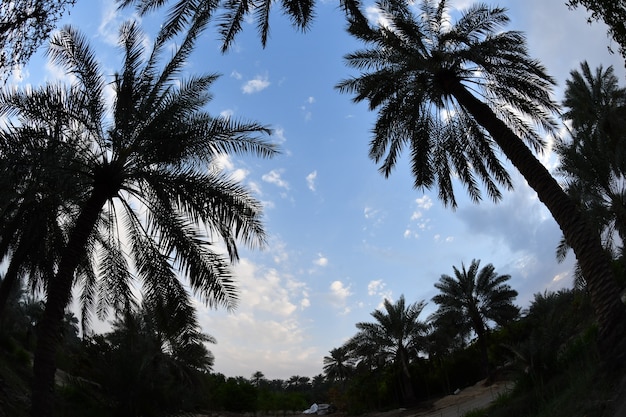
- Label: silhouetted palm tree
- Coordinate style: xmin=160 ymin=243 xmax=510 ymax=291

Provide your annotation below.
xmin=118 ymin=0 xmax=334 ymax=52
xmin=431 ymin=259 xmax=519 ymax=379
xmin=348 ymin=295 xmax=427 ymax=405
xmin=556 ymin=62 xmax=626 ymax=269
xmin=0 ymin=14 xmax=276 ymax=416
xmin=323 ymin=346 xmax=355 ymax=383
xmin=336 ymin=0 xmax=626 ymax=358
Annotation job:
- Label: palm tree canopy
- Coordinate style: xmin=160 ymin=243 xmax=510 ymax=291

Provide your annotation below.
xmin=336 ymin=0 xmax=560 ymax=208
xmin=117 ymin=0 xmax=365 ymax=52
xmin=555 ymin=62 xmax=626 ymax=271
xmin=0 ymin=18 xmax=278 ymax=320
xmin=349 ymin=295 xmax=428 ymax=367
xmin=431 ymin=259 xmax=519 ymax=338
xmin=322 ymin=346 xmax=355 ymax=381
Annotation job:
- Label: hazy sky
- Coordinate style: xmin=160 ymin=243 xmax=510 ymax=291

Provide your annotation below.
xmin=13 ymin=0 xmax=625 ymax=380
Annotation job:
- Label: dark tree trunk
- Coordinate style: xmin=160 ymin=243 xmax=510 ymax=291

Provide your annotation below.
xmin=397 ymin=347 xmax=417 ymax=405
xmin=31 ymin=189 xmax=108 ymax=417
xmin=449 ymin=80 xmax=626 ymax=363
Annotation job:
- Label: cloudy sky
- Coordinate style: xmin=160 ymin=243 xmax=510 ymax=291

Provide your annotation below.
xmin=13 ymin=0 xmax=626 ymax=380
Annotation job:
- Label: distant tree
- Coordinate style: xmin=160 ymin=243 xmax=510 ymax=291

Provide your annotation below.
xmin=251 ymin=371 xmax=267 ymax=387
xmin=0 ymin=0 xmax=76 ymax=80
xmin=347 ymin=295 xmax=428 ymax=405
xmin=323 ymin=346 xmax=355 ymax=383
xmin=335 ymin=0 xmax=626 ymax=362
xmin=556 ymin=62 xmax=626 ymax=276
xmin=431 ymin=259 xmax=519 ymax=380
xmin=567 ymin=0 xmax=626 ymax=59
xmin=91 ymin=301 xmax=215 ymax=417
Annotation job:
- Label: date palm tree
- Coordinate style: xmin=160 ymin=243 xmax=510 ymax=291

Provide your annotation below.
xmin=556 ymin=62 xmax=626 ymax=266
xmin=431 ymin=259 xmax=519 ymax=380
xmin=0 ymin=14 xmax=277 ymax=417
xmin=117 ymin=0 xmax=367 ymax=52
xmin=335 ymin=0 xmax=626 ymax=359
xmin=323 ymin=346 xmax=355 ymax=383
xmin=347 ymin=295 xmax=427 ymax=405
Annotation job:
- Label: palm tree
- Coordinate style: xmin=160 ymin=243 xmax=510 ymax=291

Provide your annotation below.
xmin=335 ymin=0 xmax=626 ymax=359
xmin=117 ymin=0 xmax=369 ymax=52
xmin=0 ymin=113 xmax=101 ymax=346
xmin=431 ymin=259 xmax=519 ymax=380
xmin=0 ymin=15 xmax=277 ymax=416
xmin=93 ymin=299 xmax=215 ymax=416
xmin=348 ymin=295 xmax=427 ymax=405
xmin=323 ymin=346 xmax=355 ymax=383
xmin=556 ymin=62 xmax=626 ymax=266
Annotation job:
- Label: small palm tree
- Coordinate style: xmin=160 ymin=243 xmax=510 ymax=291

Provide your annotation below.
xmin=0 ymin=15 xmax=277 ymax=416
xmin=347 ymin=295 xmax=427 ymax=405
xmin=336 ymin=0 xmax=626 ymax=357
xmin=431 ymin=259 xmax=519 ymax=380
xmin=323 ymin=346 xmax=355 ymax=383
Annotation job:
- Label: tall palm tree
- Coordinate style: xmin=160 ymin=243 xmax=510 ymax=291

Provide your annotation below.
xmin=431 ymin=259 xmax=519 ymax=380
xmin=335 ymin=0 xmax=626 ymax=359
xmin=347 ymin=295 xmax=427 ymax=405
xmin=556 ymin=62 xmax=626 ymax=265
xmin=0 ymin=15 xmax=277 ymax=417
xmin=323 ymin=346 xmax=355 ymax=383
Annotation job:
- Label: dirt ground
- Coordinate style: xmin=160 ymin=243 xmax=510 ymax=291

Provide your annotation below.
xmin=200 ymin=379 xmax=512 ymax=417
xmin=359 ymin=379 xmax=512 ymax=417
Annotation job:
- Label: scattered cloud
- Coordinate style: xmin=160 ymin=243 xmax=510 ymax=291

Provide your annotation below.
xmin=262 ymin=169 xmax=289 ymax=189
xmin=313 ymin=254 xmax=328 ymax=267
xmin=306 ymin=171 xmax=317 ymax=192
xmin=242 ymin=74 xmax=270 ymax=94
xmin=230 ymin=70 xmax=242 ymax=80
xmin=367 ymin=280 xmax=385 ymax=296
xmin=272 ymin=127 xmax=287 ymax=144
xmin=329 ymin=280 xmax=352 ymax=307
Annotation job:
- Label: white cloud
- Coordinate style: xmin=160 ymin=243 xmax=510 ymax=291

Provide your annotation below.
xmin=220 ymin=109 xmax=235 ymax=119
xmin=307 ymin=96 xmax=315 ymax=104
xmin=306 ymin=171 xmax=317 ymax=192
xmin=262 ymin=169 xmax=289 ymax=189
xmin=416 ymin=195 xmax=433 ymax=210
xmin=329 ymin=280 xmax=352 ymax=307
xmin=364 ymin=206 xmax=379 ymax=219
xmin=231 ymin=70 xmax=242 ymax=80
xmin=272 ymin=127 xmax=287 ymax=144
xmin=367 ymin=280 xmax=385 ymax=296
xmin=313 ymin=254 xmax=328 ymax=267
xmin=242 ymin=74 xmax=270 ymax=94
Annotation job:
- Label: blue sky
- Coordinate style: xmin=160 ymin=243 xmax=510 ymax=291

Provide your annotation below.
xmin=10 ymin=0 xmax=626 ymax=380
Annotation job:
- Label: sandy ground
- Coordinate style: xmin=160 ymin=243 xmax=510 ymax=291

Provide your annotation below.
xmin=359 ymin=379 xmax=513 ymax=417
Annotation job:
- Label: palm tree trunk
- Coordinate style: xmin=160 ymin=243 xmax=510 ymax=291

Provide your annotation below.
xmin=31 ymin=189 xmax=108 ymax=417
xmin=398 ymin=349 xmax=417 ymax=405
xmin=449 ymin=80 xmax=626 ymax=363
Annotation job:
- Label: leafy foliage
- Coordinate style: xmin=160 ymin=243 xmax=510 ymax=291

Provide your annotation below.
xmin=336 ymin=0 xmax=559 ymax=208
xmin=567 ymin=0 xmax=626 ymax=59
xmin=556 ymin=62 xmax=626 ymax=282
xmin=0 ymin=0 xmax=76 ymax=81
